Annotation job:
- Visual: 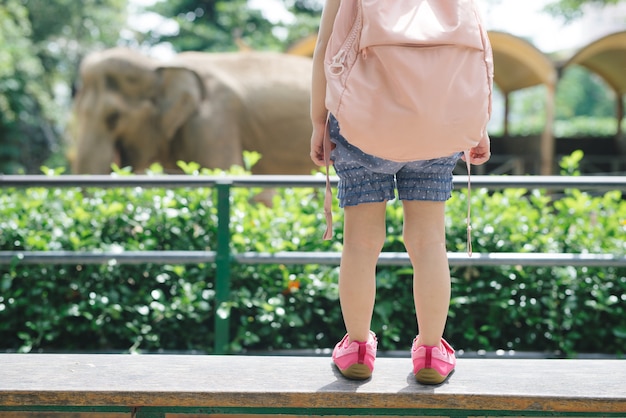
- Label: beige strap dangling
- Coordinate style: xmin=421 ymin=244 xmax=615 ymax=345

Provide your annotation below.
xmin=323 ymin=114 xmax=333 ymax=240
xmin=463 ymin=150 xmax=473 ymax=257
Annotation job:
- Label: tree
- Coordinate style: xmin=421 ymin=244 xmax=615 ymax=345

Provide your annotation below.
xmin=145 ymin=0 xmax=283 ymax=52
xmin=544 ymin=0 xmax=626 ymax=20
xmin=0 ymin=0 xmax=128 ymax=173
xmin=282 ymin=0 xmax=324 ymax=48
xmin=23 ymin=0 xmax=128 ymax=92
xmin=556 ymin=66 xmax=615 ymax=119
xmin=144 ymin=0 xmax=322 ymax=52
xmin=0 ymin=1 xmax=54 ymax=173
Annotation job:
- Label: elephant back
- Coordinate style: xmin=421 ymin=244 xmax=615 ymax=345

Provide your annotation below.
xmin=78 ymin=47 xmax=160 ymax=101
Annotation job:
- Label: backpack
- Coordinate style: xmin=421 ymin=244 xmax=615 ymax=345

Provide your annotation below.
xmin=321 ymin=0 xmax=494 ymax=250
xmin=325 ymin=0 xmax=493 ymax=161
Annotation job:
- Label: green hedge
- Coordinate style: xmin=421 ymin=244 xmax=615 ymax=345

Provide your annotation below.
xmin=1 ymin=158 xmax=625 ymax=356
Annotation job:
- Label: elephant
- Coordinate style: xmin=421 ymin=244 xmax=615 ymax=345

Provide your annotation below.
xmin=71 ymin=47 xmax=317 ymax=175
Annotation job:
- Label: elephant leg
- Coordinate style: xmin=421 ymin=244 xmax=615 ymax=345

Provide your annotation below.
xmin=249 ymin=189 xmax=277 ymax=207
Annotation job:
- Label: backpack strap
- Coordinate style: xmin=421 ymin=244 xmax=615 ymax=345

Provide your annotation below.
xmin=463 ymin=150 xmax=473 ymax=257
xmin=323 ymin=114 xmax=334 ymax=240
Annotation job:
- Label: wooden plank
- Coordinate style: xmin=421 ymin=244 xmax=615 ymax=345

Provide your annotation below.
xmin=0 ymin=355 xmax=624 ymax=415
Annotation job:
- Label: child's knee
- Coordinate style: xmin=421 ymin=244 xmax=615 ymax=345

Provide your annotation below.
xmin=402 ymin=233 xmax=446 ymax=255
xmin=344 ymin=230 xmax=386 ymax=254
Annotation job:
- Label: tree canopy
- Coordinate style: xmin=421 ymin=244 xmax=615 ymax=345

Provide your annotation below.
xmin=1 ymin=1 xmax=57 ymax=174
xmin=0 ymin=0 xmax=126 ymax=173
xmin=544 ymin=0 xmax=625 ymax=20
xmin=143 ymin=0 xmax=322 ymax=52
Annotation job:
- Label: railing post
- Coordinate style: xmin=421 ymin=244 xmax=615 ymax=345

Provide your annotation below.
xmin=214 ymin=180 xmax=232 ymax=354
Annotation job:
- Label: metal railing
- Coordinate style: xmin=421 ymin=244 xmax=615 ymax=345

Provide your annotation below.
xmin=2 ymin=174 xmax=626 ymax=353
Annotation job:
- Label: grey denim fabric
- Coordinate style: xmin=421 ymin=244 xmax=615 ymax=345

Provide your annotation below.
xmin=328 ymin=114 xmax=460 ymax=207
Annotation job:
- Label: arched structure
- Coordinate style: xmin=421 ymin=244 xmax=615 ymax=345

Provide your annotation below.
xmin=488 ymin=31 xmax=558 ymax=174
xmin=563 ymin=30 xmax=626 ymax=144
xmin=286 ymin=35 xmax=318 ymax=57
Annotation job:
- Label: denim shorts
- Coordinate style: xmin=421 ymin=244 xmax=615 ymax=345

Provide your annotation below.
xmin=329 ymin=114 xmax=461 ymax=208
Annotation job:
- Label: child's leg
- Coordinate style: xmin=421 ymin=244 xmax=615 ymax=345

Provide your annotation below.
xmin=340 ymin=201 xmax=387 ymax=343
xmin=401 ymin=200 xmax=451 ymax=347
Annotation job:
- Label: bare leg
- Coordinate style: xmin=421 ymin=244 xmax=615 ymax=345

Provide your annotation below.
xmin=402 ymin=200 xmax=451 ymax=347
xmin=339 ymin=201 xmax=387 ymax=343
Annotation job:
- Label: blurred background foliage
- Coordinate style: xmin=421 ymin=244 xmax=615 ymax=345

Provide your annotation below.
xmin=0 ymin=0 xmax=625 ymax=174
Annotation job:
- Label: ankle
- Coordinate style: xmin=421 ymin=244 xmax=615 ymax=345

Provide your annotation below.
xmin=414 ymin=335 xmax=443 ymax=348
xmin=347 ymin=331 xmax=373 ymax=343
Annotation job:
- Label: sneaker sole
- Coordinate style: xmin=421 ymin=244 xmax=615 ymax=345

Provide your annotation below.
xmin=415 ymin=368 xmax=453 ymax=385
xmin=337 ymin=363 xmax=372 ymax=380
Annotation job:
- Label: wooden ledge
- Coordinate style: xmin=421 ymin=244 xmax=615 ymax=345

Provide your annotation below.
xmin=0 ymin=354 xmax=625 ymax=416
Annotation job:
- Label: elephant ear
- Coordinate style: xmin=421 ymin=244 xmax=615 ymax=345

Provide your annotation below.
xmin=156 ymin=67 xmax=206 ymax=141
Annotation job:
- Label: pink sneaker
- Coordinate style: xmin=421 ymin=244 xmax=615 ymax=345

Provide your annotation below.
xmin=332 ymin=332 xmax=377 ymax=380
xmin=411 ymin=337 xmax=456 ymax=384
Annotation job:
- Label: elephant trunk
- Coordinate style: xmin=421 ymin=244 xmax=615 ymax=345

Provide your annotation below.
xmin=73 ymin=94 xmax=129 ymax=174
xmin=73 ymin=132 xmax=118 ymax=174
